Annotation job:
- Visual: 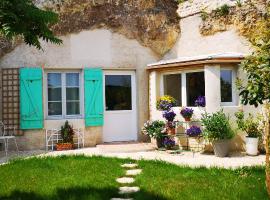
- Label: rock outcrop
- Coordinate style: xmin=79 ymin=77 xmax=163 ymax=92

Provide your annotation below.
xmin=199 ymin=0 xmax=268 ymax=41
xmin=36 ymin=0 xmax=180 ymax=57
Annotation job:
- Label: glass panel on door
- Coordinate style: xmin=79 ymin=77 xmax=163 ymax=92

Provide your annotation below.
xmin=105 ymin=75 xmax=132 ymax=111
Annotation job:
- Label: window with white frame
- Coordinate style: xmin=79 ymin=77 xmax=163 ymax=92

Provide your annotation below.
xmin=220 ymin=69 xmax=234 ymax=104
xmin=47 ymin=72 xmax=81 ymax=118
xmin=162 ymin=71 xmax=205 ymax=107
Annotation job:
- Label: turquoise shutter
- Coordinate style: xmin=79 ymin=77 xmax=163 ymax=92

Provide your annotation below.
xmin=20 ymin=68 xmax=43 ymax=129
xmin=84 ymin=68 xmax=104 ymax=126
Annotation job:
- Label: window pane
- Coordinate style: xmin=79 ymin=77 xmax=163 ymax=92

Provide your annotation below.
xmin=163 ymin=74 xmax=181 ymax=106
xmin=221 ymin=70 xmax=233 ymax=102
xmin=105 ymin=75 xmax=132 ymax=111
xmin=48 ymin=73 xmax=61 ymax=87
xmin=48 ymin=102 xmax=62 ymax=115
xmin=186 ymin=72 xmax=205 ymax=106
xmin=66 ymin=73 xmax=79 ymax=87
xmin=66 ymin=102 xmax=80 ymax=115
xmin=66 ymin=88 xmax=79 ymax=101
xmin=48 ymin=88 xmax=62 ymax=101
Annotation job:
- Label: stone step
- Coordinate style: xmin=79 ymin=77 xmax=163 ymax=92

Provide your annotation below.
xmin=126 ymin=169 xmax=142 ymax=176
xmin=111 ymin=198 xmax=133 ymax=200
xmin=116 ymin=177 xmax=135 ymax=184
xmin=119 ymin=186 xmax=140 ymax=194
xmin=121 ymin=163 xmax=138 ymax=168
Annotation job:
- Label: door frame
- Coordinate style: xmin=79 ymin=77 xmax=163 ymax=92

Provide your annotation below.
xmin=102 ymin=70 xmax=138 ymax=142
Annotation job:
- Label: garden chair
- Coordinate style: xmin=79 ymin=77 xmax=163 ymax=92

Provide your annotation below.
xmin=0 ymin=122 xmax=19 ymax=157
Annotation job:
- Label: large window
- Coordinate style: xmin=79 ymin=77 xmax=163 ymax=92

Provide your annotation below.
xmin=163 ymin=74 xmax=182 ymax=106
xmin=186 ymin=72 xmax=205 ymax=106
xmin=220 ymin=69 xmax=233 ymax=103
xmin=47 ymin=72 xmax=81 ymax=118
xmin=162 ymin=71 xmax=205 ymax=107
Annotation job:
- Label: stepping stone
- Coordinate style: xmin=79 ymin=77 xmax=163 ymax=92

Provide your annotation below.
xmin=116 ymin=177 xmax=135 ymax=184
xmin=119 ymin=186 xmax=140 ymax=194
xmin=126 ymin=169 xmax=142 ymax=176
xmin=121 ymin=163 xmax=138 ymax=168
xmin=111 ymin=198 xmax=133 ymax=200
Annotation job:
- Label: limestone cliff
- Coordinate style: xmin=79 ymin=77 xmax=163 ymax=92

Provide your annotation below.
xmin=199 ymin=0 xmax=268 ymax=42
xmin=0 ymin=0 xmax=180 ymax=58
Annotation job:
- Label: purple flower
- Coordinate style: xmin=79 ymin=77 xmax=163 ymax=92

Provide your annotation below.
xmin=163 ymin=137 xmax=175 ymax=149
xmin=163 ymin=110 xmax=176 ymax=122
xmin=186 ymin=126 xmax=202 ymax=137
xmin=180 ymin=108 xmax=194 ymax=119
xmin=195 ymin=96 xmax=206 ymax=107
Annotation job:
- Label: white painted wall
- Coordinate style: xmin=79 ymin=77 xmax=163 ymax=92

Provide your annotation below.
xmin=0 ymin=29 xmax=157 ymax=150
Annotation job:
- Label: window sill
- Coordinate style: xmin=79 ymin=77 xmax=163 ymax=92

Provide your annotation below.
xmin=46 ymin=115 xmax=83 ymax=120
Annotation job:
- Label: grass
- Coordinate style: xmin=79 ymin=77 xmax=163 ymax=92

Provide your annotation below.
xmin=0 ymin=155 xmax=268 ymax=200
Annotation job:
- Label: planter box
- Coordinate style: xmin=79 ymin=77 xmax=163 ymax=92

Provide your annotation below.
xmin=188 ymin=137 xmax=204 ymax=152
xmin=212 ymin=139 xmax=230 ymax=157
xmin=246 ymin=137 xmax=259 ymax=156
xmin=56 ymin=143 xmax=74 ymax=151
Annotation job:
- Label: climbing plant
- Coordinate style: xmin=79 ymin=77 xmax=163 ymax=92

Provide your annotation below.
xmin=0 ymin=0 xmax=62 ymax=49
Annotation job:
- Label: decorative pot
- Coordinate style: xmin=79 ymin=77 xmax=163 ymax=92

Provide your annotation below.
xmin=246 ymin=137 xmax=258 ymax=156
xmin=212 ymin=139 xmax=230 ymax=157
xmin=184 ymin=117 xmax=191 ymax=122
xmin=167 ymin=127 xmax=176 ymax=135
xmin=156 ymin=137 xmax=164 ymax=148
xmin=56 ymin=143 xmax=73 ymax=151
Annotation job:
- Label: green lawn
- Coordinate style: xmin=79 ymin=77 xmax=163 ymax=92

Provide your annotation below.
xmin=0 ymin=156 xmax=268 ymax=200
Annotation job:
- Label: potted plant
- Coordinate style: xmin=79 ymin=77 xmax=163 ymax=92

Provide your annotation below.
xmin=180 ymin=107 xmax=194 ymax=121
xmin=195 ymin=96 xmax=206 ymax=107
xmin=235 ymin=111 xmax=262 ymax=156
xmin=186 ymin=125 xmax=203 ymax=151
xmin=186 ymin=125 xmax=202 ymax=137
xmin=201 ymin=110 xmax=235 ymax=157
xmin=163 ymin=137 xmax=176 ymax=150
xmin=56 ymin=121 xmax=75 ymax=151
xmin=156 ymin=95 xmax=177 ymax=111
xmin=163 ymin=110 xmax=176 ymax=135
xmin=142 ymin=120 xmax=166 ymax=148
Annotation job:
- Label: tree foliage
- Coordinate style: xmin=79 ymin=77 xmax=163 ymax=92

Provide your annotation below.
xmin=0 ymin=0 xmax=62 ymax=49
xmin=237 ymin=10 xmax=270 ymax=107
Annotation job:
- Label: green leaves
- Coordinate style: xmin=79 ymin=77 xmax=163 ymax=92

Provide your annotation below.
xmin=237 ymin=6 xmax=270 ymax=107
xmin=0 ymin=0 xmax=62 ymax=50
xmin=201 ymin=110 xmax=235 ymax=141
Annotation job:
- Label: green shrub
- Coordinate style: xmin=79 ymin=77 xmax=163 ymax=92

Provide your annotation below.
xmin=201 ymin=110 xmax=235 ymax=141
xmin=142 ymin=120 xmax=166 ymax=139
xmin=200 ymin=10 xmax=209 ymax=21
xmin=214 ymin=4 xmax=230 ymax=17
xmin=235 ymin=111 xmax=262 ymax=138
xmin=60 ymin=121 xmax=74 ymax=143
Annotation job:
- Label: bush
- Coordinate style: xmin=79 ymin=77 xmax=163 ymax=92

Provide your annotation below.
xmin=214 ymin=4 xmax=230 ymax=17
xmin=60 ymin=121 xmax=74 ymax=143
xmin=201 ymin=110 xmax=235 ymax=141
xmin=235 ymin=111 xmax=262 ymax=138
xmin=142 ymin=120 xmax=166 ymax=139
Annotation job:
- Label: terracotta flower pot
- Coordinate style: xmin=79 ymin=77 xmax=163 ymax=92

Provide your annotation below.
xmin=167 ymin=127 xmax=176 ymax=135
xmin=184 ymin=117 xmax=191 ymax=122
xmin=56 ymin=143 xmax=73 ymax=151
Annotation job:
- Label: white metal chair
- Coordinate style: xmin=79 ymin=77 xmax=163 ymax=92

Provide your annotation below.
xmin=0 ymin=122 xmax=19 ymax=157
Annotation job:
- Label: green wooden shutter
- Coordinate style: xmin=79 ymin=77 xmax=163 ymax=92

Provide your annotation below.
xmin=20 ymin=68 xmax=43 ymax=129
xmin=84 ymin=68 xmax=104 ymax=126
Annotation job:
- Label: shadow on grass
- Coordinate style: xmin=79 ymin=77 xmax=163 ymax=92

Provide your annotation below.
xmin=0 ymin=186 xmax=167 ymax=200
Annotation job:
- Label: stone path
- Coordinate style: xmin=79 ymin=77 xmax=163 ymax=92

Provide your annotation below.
xmin=111 ymin=163 xmax=142 ymax=200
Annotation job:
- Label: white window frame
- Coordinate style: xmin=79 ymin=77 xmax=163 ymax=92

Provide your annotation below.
xmin=220 ymin=67 xmax=237 ymax=106
xmin=45 ymin=70 xmax=84 ymax=120
xmin=160 ymin=69 xmax=204 ymax=108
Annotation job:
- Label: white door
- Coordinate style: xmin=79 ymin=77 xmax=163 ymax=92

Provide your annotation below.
xmin=103 ymin=71 xmax=137 ymax=142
